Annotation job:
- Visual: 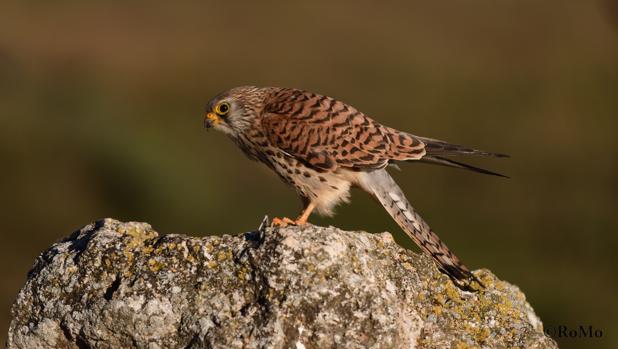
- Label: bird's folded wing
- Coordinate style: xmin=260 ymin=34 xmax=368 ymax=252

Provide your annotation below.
xmin=261 ymin=88 xmax=426 ymax=172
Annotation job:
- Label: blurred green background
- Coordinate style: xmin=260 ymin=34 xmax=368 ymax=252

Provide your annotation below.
xmin=1 ymin=1 xmax=617 ymax=348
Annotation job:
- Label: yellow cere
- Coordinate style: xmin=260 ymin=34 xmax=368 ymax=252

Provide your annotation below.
xmin=206 ymin=112 xmax=221 ymax=125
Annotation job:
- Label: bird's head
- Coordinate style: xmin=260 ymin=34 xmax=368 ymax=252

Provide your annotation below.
xmin=204 ymin=86 xmax=265 ymax=137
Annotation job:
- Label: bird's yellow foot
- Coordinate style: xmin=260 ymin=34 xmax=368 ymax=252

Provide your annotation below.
xmin=271 ymin=217 xmax=296 ymax=227
xmin=294 ymin=217 xmax=310 ymax=226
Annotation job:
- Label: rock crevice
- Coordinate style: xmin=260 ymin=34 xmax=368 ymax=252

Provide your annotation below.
xmin=7 ymin=219 xmax=557 ymax=349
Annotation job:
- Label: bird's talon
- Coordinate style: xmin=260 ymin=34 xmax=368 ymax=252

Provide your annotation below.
xmin=271 ymin=217 xmax=296 ymax=227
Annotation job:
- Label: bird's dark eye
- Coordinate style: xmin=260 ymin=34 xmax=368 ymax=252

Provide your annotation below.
xmin=215 ymin=102 xmax=230 ymax=116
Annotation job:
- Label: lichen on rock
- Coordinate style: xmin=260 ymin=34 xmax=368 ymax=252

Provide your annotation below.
xmin=6 ymin=218 xmax=558 ymax=349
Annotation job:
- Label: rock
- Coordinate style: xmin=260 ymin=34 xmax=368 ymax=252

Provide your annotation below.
xmin=6 ymin=218 xmax=557 ymax=349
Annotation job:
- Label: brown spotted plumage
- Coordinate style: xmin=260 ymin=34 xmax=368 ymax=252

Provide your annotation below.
xmin=204 ymin=86 xmax=507 ymax=290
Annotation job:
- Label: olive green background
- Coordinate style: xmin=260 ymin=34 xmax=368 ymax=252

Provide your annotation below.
xmin=1 ymin=1 xmax=617 ymax=348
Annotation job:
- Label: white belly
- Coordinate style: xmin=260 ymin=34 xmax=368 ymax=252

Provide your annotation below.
xmin=269 ymin=154 xmax=354 ymax=217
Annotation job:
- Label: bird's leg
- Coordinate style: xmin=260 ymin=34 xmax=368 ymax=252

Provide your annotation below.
xmin=271 ymin=202 xmax=315 ymax=227
xmin=294 ymin=202 xmax=315 ymax=225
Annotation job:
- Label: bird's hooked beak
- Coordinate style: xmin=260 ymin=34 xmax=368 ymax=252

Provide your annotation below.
xmin=204 ymin=112 xmax=221 ymax=129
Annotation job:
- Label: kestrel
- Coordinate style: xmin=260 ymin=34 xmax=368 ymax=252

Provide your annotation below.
xmin=204 ymin=86 xmax=507 ymax=289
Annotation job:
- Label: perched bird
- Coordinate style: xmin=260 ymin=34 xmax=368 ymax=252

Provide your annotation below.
xmin=204 ymin=86 xmax=507 ymax=289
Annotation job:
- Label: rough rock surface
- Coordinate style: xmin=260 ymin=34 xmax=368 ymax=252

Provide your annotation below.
xmin=7 ymin=219 xmax=557 ymax=349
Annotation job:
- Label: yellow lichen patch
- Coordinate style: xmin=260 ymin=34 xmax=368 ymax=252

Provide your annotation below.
xmin=122 ymin=245 xmax=136 ymax=263
xmin=494 ymin=281 xmax=506 ymax=292
xmin=266 ymin=287 xmax=277 ymax=301
xmin=207 ymin=260 xmax=217 ymax=269
xmin=477 ymin=296 xmax=496 ymax=316
xmin=475 ymin=327 xmax=490 ymax=343
xmin=475 ymin=270 xmax=496 ymax=289
xmin=148 ymin=258 xmax=163 ymax=272
xmin=120 ymin=225 xmax=157 ymax=263
xmin=515 ymin=291 xmax=526 ymax=302
xmin=401 ymin=262 xmax=414 ymax=271
xmin=448 ymin=302 xmax=468 ymax=321
xmin=350 ymin=254 xmax=361 ymax=273
xmin=417 ymin=292 xmax=426 ymax=302
xmin=444 ymin=282 xmax=463 ymax=304
xmin=186 ymin=254 xmax=196 ymax=264
xmin=236 ymin=266 xmax=250 ymax=281
xmin=432 ymin=305 xmax=443 ymax=316
xmin=306 ymin=263 xmax=316 ymax=273
xmin=494 ymin=296 xmax=517 ymax=320
xmin=433 ymin=293 xmax=446 ymax=306
xmin=469 ymin=312 xmax=481 ymax=324
xmin=119 ymin=225 xmax=157 ymax=241
xmin=216 ymin=250 xmax=231 ymax=262
xmin=376 ymin=239 xmax=385 ymax=249
xmin=65 ymin=265 xmax=78 ymax=275
xmin=455 ymin=341 xmax=479 ymax=349
xmin=464 ymin=322 xmax=490 ymax=344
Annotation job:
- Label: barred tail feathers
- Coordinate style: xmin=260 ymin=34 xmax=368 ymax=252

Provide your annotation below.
xmin=357 ymin=169 xmax=481 ymax=288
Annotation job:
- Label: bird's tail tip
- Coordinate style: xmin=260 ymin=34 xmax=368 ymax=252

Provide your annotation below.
xmin=439 ymin=264 xmax=485 ymax=291
xmin=418 ymin=155 xmax=509 ymax=178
